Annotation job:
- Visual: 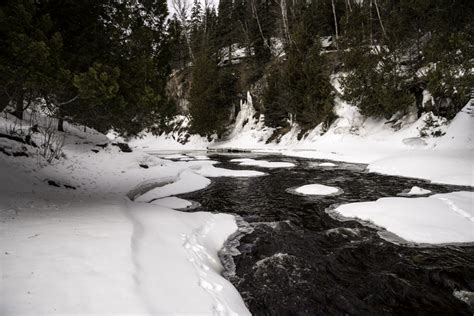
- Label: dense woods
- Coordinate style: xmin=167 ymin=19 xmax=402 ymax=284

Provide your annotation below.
xmin=1 ymin=0 xmax=472 ymax=137
xmin=170 ymin=0 xmax=473 ymax=136
xmin=0 ymin=0 xmax=171 ymax=135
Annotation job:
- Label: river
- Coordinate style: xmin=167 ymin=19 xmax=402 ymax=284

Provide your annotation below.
xmin=174 ymin=153 xmax=474 ymax=315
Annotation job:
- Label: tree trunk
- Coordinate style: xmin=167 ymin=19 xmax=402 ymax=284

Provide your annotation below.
xmin=57 ymin=118 xmax=64 ymax=132
xmin=331 ymin=0 xmax=339 ymax=50
xmin=14 ymin=91 xmax=24 ymax=120
xmin=0 ymin=90 xmax=9 ymax=113
xmin=251 ymin=0 xmax=269 ymax=49
xmin=280 ymin=0 xmax=291 ymax=44
xmin=374 ymin=0 xmax=387 ymax=40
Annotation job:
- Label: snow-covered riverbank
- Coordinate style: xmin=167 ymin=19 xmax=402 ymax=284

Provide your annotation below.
xmin=1 ymin=96 xmax=473 ymax=314
xmin=132 ymin=96 xmax=473 ymax=187
xmin=130 ymin=97 xmax=473 ymax=247
xmin=0 ymin=114 xmax=251 ymax=315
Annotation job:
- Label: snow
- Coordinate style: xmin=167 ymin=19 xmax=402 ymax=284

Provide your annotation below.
xmin=194 ymin=163 xmax=266 ymax=178
xmin=405 ymin=186 xmax=432 ymax=196
xmin=0 ymin=193 xmax=248 ymax=315
xmin=320 ymin=36 xmax=333 ymax=48
xmin=0 ymin=111 xmax=250 ymax=315
xmin=435 ymin=102 xmax=473 ymax=150
xmin=207 ymin=92 xmax=473 ymax=186
xmin=128 ymin=115 xmax=212 ymax=151
xmin=453 ymin=290 xmax=474 ymax=306
xmin=291 ymin=184 xmax=342 ymax=196
xmin=319 ymin=162 xmax=337 ymax=167
xmin=333 ymin=191 xmax=474 ymax=244
xmin=150 ymin=196 xmax=193 ymax=209
xmin=231 ymin=158 xmax=295 ymax=169
xmin=367 ymin=149 xmax=473 ymax=186
xmin=134 ymin=169 xmax=211 ymax=202
xmin=164 ymin=153 xmax=189 ymax=159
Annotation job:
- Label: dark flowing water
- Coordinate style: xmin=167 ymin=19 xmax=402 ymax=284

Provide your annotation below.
xmin=177 ymin=154 xmax=474 ymax=315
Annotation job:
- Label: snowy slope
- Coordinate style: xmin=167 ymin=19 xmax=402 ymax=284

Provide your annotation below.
xmin=367 ymin=101 xmax=474 ymax=186
xmin=208 ymin=94 xmax=473 ymax=186
xmin=130 ymin=93 xmax=472 ymax=186
xmin=0 ymin=113 xmax=251 ymax=315
xmin=127 ymin=115 xmax=212 ymax=151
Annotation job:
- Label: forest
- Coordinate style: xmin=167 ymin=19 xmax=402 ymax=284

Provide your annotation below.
xmin=1 ymin=0 xmax=473 ymax=137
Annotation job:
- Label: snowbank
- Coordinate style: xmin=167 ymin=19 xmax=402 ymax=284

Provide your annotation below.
xmin=0 ymin=112 xmax=250 ymax=315
xmin=128 ymin=115 xmax=211 ymax=151
xmin=0 ymin=192 xmax=248 ymax=315
xmin=128 ymin=83 xmax=472 ymax=186
xmin=333 ymin=191 xmax=474 ymax=244
xmin=211 ymin=93 xmax=473 ymax=186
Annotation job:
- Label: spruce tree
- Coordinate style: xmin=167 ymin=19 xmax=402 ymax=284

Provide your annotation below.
xmin=0 ymin=0 xmax=65 ymax=119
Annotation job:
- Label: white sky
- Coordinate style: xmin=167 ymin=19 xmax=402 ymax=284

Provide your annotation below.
xmin=167 ymin=0 xmax=219 ymax=15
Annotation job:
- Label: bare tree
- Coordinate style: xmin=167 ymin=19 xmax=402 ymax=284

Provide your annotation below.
xmin=280 ymin=0 xmax=291 ymax=44
xmin=374 ymin=0 xmax=387 ymax=40
xmin=331 ymin=0 xmax=339 ymax=50
xmin=171 ymin=0 xmax=195 ymax=62
xmin=251 ymin=0 xmax=270 ymax=49
xmin=346 ymin=0 xmax=352 ymax=12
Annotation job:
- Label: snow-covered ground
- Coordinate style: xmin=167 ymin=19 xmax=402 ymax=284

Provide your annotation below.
xmin=332 ymin=191 xmax=474 ymax=244
xmin=127 ymin=115 xmax=213 ymax=151
xmin=0 ymin=112 xmax=251 ymax=315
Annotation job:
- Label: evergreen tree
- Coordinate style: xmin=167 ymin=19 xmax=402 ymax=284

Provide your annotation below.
xmin=45 ymin=0 xmax=171 ymax=135
xmin=263 ymin=1 xmax=334 ymax=130
xmin=0 ymin=0 xmax=65 ymax=119
xmin=217 ymin=0 xmax=236 ymax=61
xmin=189 ymin=51 xmax=236 ymax=136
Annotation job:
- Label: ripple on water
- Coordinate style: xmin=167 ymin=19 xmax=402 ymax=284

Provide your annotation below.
xmin=177 ymin=154 xmax=474 ymax=315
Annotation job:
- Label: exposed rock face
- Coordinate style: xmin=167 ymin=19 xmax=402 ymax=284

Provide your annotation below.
xmin=166 ymin=69 xmax=192 ymax=115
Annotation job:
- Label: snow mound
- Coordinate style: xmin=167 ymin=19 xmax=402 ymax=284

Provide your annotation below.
xmin=404 ymin=186 xmax=432 ymax=196
xmin=333 ymin=191 xmax=474 ymax=244
xmin=231 ymin=158 xmax=295 ymax=169
xmin=319 ymin=162 xmax=337 ymax=167
xmin=290 ymin=184 xmax=342 ymax=196
xmin=436 ymin=101 xmax=474 ymax=150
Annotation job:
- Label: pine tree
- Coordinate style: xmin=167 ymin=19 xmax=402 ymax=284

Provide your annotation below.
xmin=263 ymin=1 xmax=334 ymax=130
xmin=45 ymin=0 xmax=172 ymax=135
xmin=189 ymin=51 xmax=236 ymax=136
xmin=0 ymin=0 xmax=65 ymax=119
